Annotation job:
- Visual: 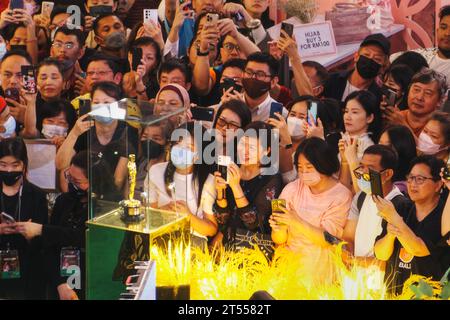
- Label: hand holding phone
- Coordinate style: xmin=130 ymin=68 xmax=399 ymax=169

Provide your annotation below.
xmin=41 ymin=2 xmax=54 ymax=18
xmin=271 ymin=199 xmax=286 ymax=214
xmin=1 ymin=212 xmax=16 ymax=224
xmin=79 ymin=99 xmax=91 ymax=118
xmin=206 ymin=13 xmax=219 ymax=26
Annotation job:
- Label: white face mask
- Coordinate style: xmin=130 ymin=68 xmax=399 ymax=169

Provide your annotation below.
xmin=0 ymin=116 xmax=16 ymax=139
xmin=0 ymin=43 xmax=6 ymax=60
xmin=287 ymin=117 xmax=306 ymax=139
xmin=417 ymin=132 xmax=445 ymax=155
xmin=42 ymin=124 xmax=68 ymax=139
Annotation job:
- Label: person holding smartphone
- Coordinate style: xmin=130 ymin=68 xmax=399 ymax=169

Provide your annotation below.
xmin=0 ymin=137 xmax=48 ymax=300
xmin=373 ymin=155 xmax=449 ymax=295
xmin=211 ymin=121 xmax=283 ymax=249
xmin=342 ymin=145 xmax=412 ymax=262
xmin=145 ymin=122 xmax=218 ymax=247
xmin=269 ymin=137 xmax=352 ymax=284
xmin=0 ymin=51 xmax=33 ymax=126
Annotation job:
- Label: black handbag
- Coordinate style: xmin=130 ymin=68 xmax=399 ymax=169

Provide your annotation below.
xmin=232 ymin=228 xmax=275 ymax=260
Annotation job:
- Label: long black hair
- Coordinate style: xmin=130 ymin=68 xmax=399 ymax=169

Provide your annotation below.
xmin=381 ymin=125 xmax=417 ymax=182
xmin=164 ymin=122 xmax=210 ymax=206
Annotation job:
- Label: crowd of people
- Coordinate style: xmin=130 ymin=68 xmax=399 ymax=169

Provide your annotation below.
xmin=0 ymin=0 xmax=449 ymax=300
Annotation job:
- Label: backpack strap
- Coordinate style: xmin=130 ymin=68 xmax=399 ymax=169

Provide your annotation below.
xmin=357 ymin=192 xmax=367 ymax=212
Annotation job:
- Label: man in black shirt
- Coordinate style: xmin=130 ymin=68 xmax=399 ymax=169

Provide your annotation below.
xmin=323 ymin=33 xmax=390 ymax=104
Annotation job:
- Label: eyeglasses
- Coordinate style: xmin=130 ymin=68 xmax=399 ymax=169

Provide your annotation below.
xmin=52 ymin=42 xmax=76 ymax=50
xmin=86 ymin=70 xmax=113 ymax=77
xmin=244 ymin=69 xmax=271 ymax=81
xmin=223 ymin=43 xmax=240 ymax=52
xmin=216 ymin=117 xmax=240 ymax=130
xmin=353 ymin=167 xmax=387 ymax=181
xmin=406 ymin=174 xmax=435 ymax=185
xmin=64 ymin=168 xmax=89 ymax=186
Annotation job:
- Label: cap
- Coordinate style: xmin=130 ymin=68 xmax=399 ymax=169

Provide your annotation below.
xmin=360 ymin=33 xmax=391 ymax=56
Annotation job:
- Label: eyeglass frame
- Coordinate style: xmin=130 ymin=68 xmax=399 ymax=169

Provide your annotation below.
xmin=353 ymin=166 xmax=388 ymax=182
xmin=52 ymin=41 xmax=77 ymax=50
xmin=216 ymin=116 xmax=241 ymax=130
xmin=243 ymin=68 xmax=272 ymax=81
xmin=405 ymin=174 xmax=437 ymax=185
xmin=223 ymin=42 xmax=241 ymax=52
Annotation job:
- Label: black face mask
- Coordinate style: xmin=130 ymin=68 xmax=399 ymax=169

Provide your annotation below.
xmin=356 ymin=55 xmax=382 ymax=79
xmin=89 ymin=5 xmax=113 ymax=17
xmin=0 ymin=171 xmax=23 ymax=186
xmin=141 ymin=140 xmax=164 ymax=160
xmin=10 ymin=45 xmax=27 ymax=52
xmin=438 ymin=46 xmax=450 ymax=59
xmin=68 ymin=182 xmax=88 ymax=199
xmin=242 ymin=78 xmax=271 ymax=99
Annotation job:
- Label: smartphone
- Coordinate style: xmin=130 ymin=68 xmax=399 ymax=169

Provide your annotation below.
xmin=443 ymin=157 xmax=450 ymax=181
xmin=307 ymin=100 xmax=318 ymax=125
xmin=217 ymin=155 xmax=231 ymax=182
xmin=191 ymin=106 xmax=215 ymax=122
xmin=221 ymin=78 xmax=241 ymax=93
xmin=89 ymin=5 xmax=113 ymax=17
xmin=10 ymin=0 xmax=24 ymax=10
xmin=21 ymin=66 xmax=37 ymax=94
xmin=1 ymin=212 xmax=16 ymax=224
xmin=143 ymin=9 xmax=159 ymax=25
xmin=269 ymin=102 xmax=283 ymax=119
xmin=233 ymin=12 xmax=244 ymax=23
xmin=281 ymin=22 xmax=294 ymax=38
xmin=179 ymin=0 xmax=193 ymax=11
xmin=324 ymin=231 xmax=343 ymax=245
xmin=4 ymin=88 xmax=20 ymax=105
xmin=271 ymin=199 xmax=286 ymax=214
xmin=41 ymin=1 xmax=54 ymax=18
xmin=369 ymin=168 xmax=383 ymax=197
xmin=79 ymin=99 xmax=91 ymax=118
xmin=206 ymin=13 xmax=219 ymax=25
xmin=131 ymin=47 xmax=143 ymax=72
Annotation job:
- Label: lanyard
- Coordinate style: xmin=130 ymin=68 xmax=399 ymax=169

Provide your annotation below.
xmin=0 ymin=184 xmax=23 ymax=222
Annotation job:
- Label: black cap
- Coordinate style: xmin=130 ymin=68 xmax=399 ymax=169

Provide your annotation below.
xmin=360 ymin=33 xmax=391 ymax=56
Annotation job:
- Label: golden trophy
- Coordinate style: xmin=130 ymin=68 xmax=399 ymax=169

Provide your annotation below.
xmin=120 ymin=154 xmax=143 ymax=222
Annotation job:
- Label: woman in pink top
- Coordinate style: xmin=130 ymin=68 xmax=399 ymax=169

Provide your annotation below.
xmin=270 ymin=137 xmax=353 ymax=284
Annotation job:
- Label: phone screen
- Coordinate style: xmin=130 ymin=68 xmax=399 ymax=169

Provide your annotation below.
xmin=307 ymin=100 xmax=318 ymax=125
xmin=369 ymin=169 xmax=383 ymax=197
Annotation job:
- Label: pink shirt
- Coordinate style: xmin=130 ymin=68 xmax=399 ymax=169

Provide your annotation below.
xmin=279 ymin=179 xmax=352 ymax=283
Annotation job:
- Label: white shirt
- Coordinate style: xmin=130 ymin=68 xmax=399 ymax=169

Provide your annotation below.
xmin=246 ymin=94 xmax=288 ymax=122
xmin=349 ymin=186 xmax=404 ymax=257
xmin=342 ymin=80 xmax=360 ymax=102
xmin=145 ymin=162 xmax=201 ymax=218
xmin=391 ymin=48 xmax=450 ymax=87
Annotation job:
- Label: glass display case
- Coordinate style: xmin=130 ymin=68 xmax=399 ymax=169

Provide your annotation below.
xmin=85 ymin=99 xmax=191 ymax=300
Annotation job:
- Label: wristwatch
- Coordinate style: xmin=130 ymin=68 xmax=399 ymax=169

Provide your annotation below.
xmin=196 ymin=47 xmax=210 ymax=56
xmin=246 ymin=18 xmax=261 ymax=30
